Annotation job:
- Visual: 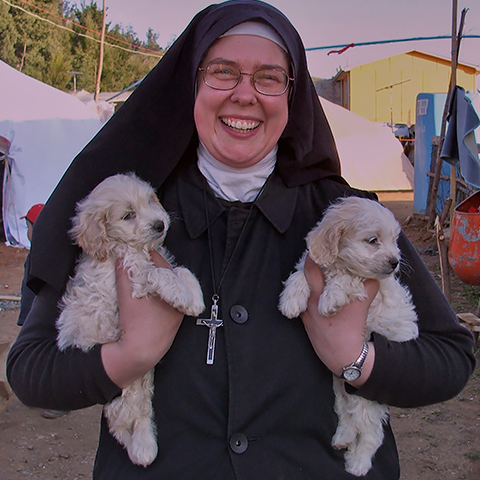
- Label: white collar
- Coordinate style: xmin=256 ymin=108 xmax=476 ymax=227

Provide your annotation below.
xmin=197 ymin=142 xmax=277 ymax=202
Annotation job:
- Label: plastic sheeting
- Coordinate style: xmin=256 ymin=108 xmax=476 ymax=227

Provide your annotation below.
xmin=319 ymin=96 xmax=414 ymax=192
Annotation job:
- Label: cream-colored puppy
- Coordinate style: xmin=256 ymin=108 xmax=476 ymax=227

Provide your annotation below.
xmin=56 ymin=173 xmax=205 ymax=467
xmin=279 ymin=196 xmax=418 ymax=476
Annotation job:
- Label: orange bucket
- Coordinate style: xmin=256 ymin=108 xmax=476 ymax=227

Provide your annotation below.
xmin=448 ymin=191 xmax=480 ymax=285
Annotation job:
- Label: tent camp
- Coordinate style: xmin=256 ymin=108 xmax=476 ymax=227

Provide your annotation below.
xmin=0 ymin=60 xmax=412 ymax=247
xmin=319 ymin=96 xmax=414 ymax=192
xmin=0 ymin=60 xmax=104 ymax=248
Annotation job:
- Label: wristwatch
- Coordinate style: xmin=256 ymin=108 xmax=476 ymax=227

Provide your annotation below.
xmin=338 ymin=342 xmax=369 ymax=382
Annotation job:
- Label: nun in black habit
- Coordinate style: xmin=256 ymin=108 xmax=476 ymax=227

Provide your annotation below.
xmin=7 ymin=1 xmax=475 ymax=479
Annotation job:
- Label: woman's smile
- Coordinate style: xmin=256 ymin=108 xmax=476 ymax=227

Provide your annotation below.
xmin=220 ymin=117 xmax=261 ymax=132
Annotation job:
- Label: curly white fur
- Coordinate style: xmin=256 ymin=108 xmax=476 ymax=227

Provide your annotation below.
xmin=56 ymin=173 xmax=205 ymax=467
xmin=279 ymin=196 xmax=418 ymax=476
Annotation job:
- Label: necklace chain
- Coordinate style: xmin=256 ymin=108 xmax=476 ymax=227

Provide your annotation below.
xmin=203 ymin=178 xmax=266 ymax=300
xmin=198 ymin=177 xmax=268 ymax=365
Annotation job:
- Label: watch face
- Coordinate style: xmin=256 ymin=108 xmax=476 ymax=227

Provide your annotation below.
xmin=343 ymin=367 xmax=361 ymax=382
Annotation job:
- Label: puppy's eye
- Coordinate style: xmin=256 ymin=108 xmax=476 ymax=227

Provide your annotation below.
xmin=122 ymin=212 xmax=136 ymax=221
xmin=366 ymin=236 xmax=378 ymax=245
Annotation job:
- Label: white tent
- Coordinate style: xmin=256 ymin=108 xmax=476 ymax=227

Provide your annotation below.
xmin=319 ymin=96 xmax=414 ymax=191
xmin=0 ymin=60 xmax=104 ymax=247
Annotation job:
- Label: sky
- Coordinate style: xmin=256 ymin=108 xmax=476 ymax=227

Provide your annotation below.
xmin=77 ymin=0 xmax=480 ymax=81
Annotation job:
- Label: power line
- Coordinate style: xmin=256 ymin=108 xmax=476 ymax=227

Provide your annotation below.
xmin=306 ymin=35 xmax=480 ymax=52
xmin=16 ymin=0 xmax=162 ymax=55
xmin=2 ymin=0 xmax=163 ymax=58
xmin=6 ymin=0 xmax=479 ymax=65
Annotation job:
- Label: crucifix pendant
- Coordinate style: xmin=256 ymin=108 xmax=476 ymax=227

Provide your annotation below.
xmin=196 ymin=294 xmax=223 ymax=365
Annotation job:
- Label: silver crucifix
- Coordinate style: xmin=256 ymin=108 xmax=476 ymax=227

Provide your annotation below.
xmin=196 ymin=294 xmax=223 ymax=365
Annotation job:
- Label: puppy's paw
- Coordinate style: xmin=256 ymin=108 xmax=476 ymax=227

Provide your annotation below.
xmin=318 ymin=302 xmax=340 ymax=317
xmin=183 ymin=299 xmax=205 ymax=317
xmin=278 ymin=270 xmax=310 ymax=318
xmin=317 ymin=286 xmax=353 ymax=316
xmin=317 ymin=295 xmax=342 ymax=316
xmin=332 ymin=426 xmax=357 ymax=451
xmin=151 ymin=268 xmax=197 ymax=314
xmin=128 ymin=434 xmax=158 ymax=467
xmin=344 ymin=448 xmax=373 ymax=477
xmin=172 ymin=267 xmax=205 ymax=316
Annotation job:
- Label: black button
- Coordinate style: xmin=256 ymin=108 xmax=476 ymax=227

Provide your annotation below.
xmin=229 ymin=433 xmax=248 ymax=454
xmin=230 ymin=305 xmax=248 ymax=324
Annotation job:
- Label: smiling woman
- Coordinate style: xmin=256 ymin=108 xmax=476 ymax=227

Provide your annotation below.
xmin=194 ymin=33 xmax=290 ymax=169
xmin=6 ymin=1 xmax=475 ymax=479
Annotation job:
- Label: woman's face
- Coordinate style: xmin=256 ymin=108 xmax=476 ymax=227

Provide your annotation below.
xmin=194 ymin=34 xmax=290 ymax=168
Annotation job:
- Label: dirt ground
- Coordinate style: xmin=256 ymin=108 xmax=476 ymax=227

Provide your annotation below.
xmin=0 ymin=195 xmax=479 ymax=479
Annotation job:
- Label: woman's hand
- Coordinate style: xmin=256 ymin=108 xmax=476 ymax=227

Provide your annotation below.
xmin=101 ymin=250 xmax=184 ymax=388
xmin=300 ymin=254 xmax=378 ymax=387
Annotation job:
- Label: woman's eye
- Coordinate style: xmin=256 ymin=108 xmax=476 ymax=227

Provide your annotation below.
xmin=256 ymin=71 xmax=282 ymax=83
xmin=212 ymin=65 xmax=237 ymax=78
xmin=122 ymin=212 xmax=136 ymax=220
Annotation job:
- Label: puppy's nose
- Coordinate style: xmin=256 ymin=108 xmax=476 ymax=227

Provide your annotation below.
xmin=389 ymin=259 xmax=399 ymax=271
xmin=153 ymin=220 xmax=165 ymax=234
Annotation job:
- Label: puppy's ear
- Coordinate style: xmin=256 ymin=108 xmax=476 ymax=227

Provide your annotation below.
xmin=69 ymin=201 xmax=110 ymax=262
xmin=306 ymin=217 xmax=344 ymax=267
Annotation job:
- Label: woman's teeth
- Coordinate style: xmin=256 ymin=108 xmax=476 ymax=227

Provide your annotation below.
xmin=222 ymin=118 xmax=260 ymax=132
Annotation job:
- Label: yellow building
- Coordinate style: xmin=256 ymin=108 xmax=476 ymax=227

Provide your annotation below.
xmin=333 ymin=50 xmax=479 ymax=125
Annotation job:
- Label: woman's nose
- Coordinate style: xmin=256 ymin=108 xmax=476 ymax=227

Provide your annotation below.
xmin=230 ymin=75 xmax=258 ymax=104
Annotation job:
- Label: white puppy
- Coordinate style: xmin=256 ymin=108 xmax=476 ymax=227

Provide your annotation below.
xmin=56 ymin=173 xmax=205 ymax=467
xmin=279 ymin=196 xmax=418 ymax=476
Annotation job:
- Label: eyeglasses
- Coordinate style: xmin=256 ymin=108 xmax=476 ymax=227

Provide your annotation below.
xmin=198 ymin=63 xmax=293 ymax=96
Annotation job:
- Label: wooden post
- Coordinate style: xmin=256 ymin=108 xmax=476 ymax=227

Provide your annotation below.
xmin=435 ymin=198 xmax=452 ymax=301
xmin=94 ymin=0 xmax=107 ymax=102
xmin=427 ymin=3 xmax=468 ymax=227
xmin=18 ymin=43 xmax=26 ymax=72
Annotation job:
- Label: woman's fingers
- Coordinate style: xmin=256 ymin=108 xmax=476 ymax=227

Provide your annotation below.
xmin=300 ymin=254 xmax=379 ymax=385
xmin=101 ymin=256 xmax=184 ymax=388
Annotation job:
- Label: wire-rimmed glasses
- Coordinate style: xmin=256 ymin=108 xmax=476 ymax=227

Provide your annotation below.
xmin=198 ymin=63 xmax=293 ymax=96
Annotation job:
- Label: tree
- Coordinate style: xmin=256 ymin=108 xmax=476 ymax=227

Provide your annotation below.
xmin=0 ymin=0 xmax=72 ymax=86
xmin=0 ymin=2 xmax=19 ymax=67
xmin=145 ymin=27 xmax=161 ymax=51
xmin=0 ymin=0 xmax=163 ymax=93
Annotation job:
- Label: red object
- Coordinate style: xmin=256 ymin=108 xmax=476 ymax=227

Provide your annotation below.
xmin=448 ymin=191 xmax=480 ymax=285
xmin=0 ymin=135 xmax=11 ymax=155
xmin=327 ymin=43 xmax=354 ymax=55
xmin=20 ymin=204 xmax=44 ymax=224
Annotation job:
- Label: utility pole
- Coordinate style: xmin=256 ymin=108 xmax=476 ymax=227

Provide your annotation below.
xmin=376 ymin=79 xmax=411 ymax=127
xmin=18 ymin=43 xmax=26 ymax=72
xmin=94 ymin=0 xmax=107 ymax=102
xmin=67 ymin=71 xmax=83 ymax=92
